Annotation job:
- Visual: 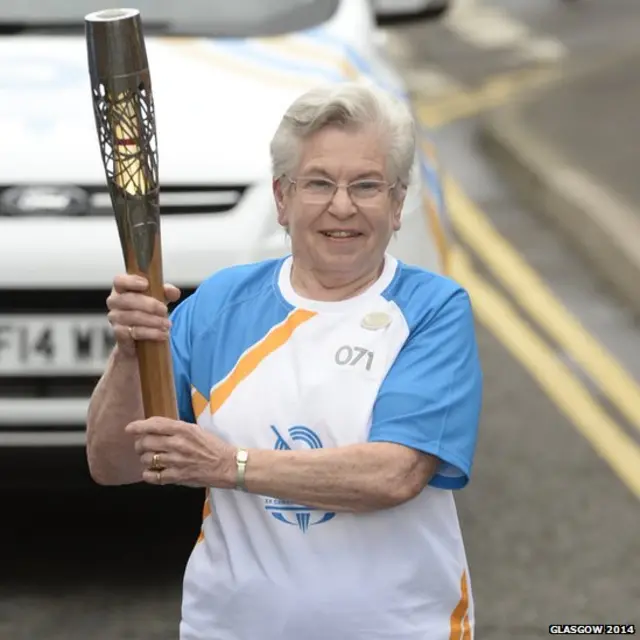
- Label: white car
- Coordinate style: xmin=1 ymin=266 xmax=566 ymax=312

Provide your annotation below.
xmin=0 ymin=0 xmax=450 ymax=448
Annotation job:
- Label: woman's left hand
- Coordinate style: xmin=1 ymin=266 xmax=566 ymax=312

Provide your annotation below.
xmin=125 ymin=417 xmax=237 ymax=488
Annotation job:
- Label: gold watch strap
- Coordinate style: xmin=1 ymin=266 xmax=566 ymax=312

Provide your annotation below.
xmin=235 ymin=448 xmax=249 ymax=491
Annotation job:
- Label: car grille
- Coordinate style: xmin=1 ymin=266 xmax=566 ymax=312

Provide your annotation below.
xmin=0 ymin=287 xmax=196 ymax=401
xmin=0 ymin=184 xmax=247 ymax=216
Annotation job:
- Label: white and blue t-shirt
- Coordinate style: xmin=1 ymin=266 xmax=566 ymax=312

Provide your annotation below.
xmin=169 ymin=253 xmax=482 ymax=640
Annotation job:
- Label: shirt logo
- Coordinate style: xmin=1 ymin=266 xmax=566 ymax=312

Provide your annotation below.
xmin=264 ymin=425 xmax=336 ymax=532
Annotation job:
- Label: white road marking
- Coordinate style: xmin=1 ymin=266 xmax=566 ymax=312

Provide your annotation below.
xmin=517 ymin=38 xmax=567 ymax=63
xmin=444 ymin=2 xmax=567 ymax=60
xmin=446 ymin=6 xmax=529 ymax=48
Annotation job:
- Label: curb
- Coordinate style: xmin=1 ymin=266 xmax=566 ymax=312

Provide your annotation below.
xmin=477 ymin=69 xmax=640 ymax=320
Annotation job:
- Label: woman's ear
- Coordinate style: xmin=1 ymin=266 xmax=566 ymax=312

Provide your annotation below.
xmin=273 ymin=177 xmax=282 ymax=204
xmin=391 ymin=184 xmax=407 ymax=231
xmin=273 ymin=178 xmax=288 ymax=226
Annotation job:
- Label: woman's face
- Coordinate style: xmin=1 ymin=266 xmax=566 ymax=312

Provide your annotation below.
xmin=274 ymin=125 xmax=405 ymax=283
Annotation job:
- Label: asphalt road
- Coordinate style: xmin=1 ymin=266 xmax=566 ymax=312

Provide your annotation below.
xmin=3 ymin=1 xmax=640 ymax=638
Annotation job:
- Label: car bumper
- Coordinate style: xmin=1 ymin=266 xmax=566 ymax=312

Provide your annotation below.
xmin=0 ymin=400 xmax=88 ymax=446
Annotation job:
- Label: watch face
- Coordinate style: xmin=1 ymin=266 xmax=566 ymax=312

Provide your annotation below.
xmin=236 ymin=450 xmax=249 ymax=463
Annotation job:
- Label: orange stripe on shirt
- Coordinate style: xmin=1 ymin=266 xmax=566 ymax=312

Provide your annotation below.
xmin=462 ymin=613 xmax=472 ymax=640
xmin=191 ymin=386 xmax=208 ymax=420
xmin=449 ymin=570 xmax=470 ymax=640
xmin=209 ymin=309 xmax=316 ymax=414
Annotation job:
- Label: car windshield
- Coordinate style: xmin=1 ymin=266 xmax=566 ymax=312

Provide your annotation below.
xmin=0 ymin=0 xmax=340 ymax=37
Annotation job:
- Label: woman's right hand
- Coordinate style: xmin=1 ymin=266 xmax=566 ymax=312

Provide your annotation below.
xmin=106 ymin=274 xmax=182 ymax=357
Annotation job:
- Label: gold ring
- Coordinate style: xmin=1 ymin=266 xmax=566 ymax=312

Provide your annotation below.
xmin=150 ymin=452 xmax=163 ymax=471
xmin=156 ymin=470 xmax=162 ymax=484
xmin=128 ymin=325 xmax=136 ymax=340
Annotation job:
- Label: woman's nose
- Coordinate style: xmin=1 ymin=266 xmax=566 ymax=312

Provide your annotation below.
xmin=328 ymin=185 xmax=357 ymax=216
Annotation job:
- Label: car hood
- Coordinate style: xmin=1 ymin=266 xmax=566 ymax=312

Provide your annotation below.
xmin=0 ymin=31 xmax=383 ymax=185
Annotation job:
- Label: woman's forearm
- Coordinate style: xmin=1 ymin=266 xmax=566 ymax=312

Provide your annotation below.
xmin=242 ymin=442 xmax=436 ymax=513
xmin=86 ymin=346 xmax=145 ymax=485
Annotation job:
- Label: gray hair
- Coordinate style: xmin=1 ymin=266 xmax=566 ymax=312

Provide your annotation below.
xmin=270 ymin=82 xmax=416 ymax=188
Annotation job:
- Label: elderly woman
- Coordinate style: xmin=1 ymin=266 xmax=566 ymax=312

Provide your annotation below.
xmin=86 ymin=81 xmax=483 ymax=640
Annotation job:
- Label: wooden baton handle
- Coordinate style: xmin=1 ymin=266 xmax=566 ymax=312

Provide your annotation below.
xmin=125 ymin=235 xmax=178 ymax=420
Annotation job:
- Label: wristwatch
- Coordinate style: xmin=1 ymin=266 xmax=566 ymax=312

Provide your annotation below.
xmin=235 ymin=448 xmax=249 ymax=492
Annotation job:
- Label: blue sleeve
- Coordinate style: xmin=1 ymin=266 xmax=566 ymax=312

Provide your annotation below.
xmin=169 ymin=295 xmax=196 ymax=424
xmin=368 ymin=289 xmax=483 ymax=489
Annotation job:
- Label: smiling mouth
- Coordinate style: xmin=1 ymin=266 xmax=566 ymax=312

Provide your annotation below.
xmin=320 ymin=230 xmax=363 ymax=239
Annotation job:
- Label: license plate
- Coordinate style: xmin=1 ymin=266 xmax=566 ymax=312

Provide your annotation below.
xmin=0 ymin=315 xmax=116 ymax=375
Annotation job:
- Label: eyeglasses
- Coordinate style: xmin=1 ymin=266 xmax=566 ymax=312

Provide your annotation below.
xmin=286 ymin=176 xmax=398 ymax=206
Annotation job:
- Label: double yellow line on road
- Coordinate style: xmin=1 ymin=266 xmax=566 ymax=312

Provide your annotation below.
xmin=446 ymin=180 xmax=640 ymax=434
xmin=436 ymin=167 xmax=640 ymax=499
xmin=410 ymin=45 xmax=640 ymax=496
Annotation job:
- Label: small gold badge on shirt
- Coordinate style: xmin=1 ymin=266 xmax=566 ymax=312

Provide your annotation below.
xmin=361 ymin=311 xmax=392 ymax=331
